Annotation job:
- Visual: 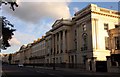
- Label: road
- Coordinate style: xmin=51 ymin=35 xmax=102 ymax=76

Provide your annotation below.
xmin=2 ymin=64 xmax=120 ymax=77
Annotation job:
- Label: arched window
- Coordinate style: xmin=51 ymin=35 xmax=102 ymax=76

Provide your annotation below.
xmin=82 ymin=24 xmax=87 ymax=31
xmin=82 ymin=33 xmax=88 ymax=50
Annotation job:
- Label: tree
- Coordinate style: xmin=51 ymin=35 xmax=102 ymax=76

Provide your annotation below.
xmin=1 ymin=16 xmax=16 ymax=49
xmin=0 ymin=0 xmax=18 ymax=11
xmin=0 ymin=0 xmax=18 ymax=50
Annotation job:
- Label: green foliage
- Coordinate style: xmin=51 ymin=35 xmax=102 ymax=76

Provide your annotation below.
xmin=1 ymin=16 xmax=16 ymax=49
xmin=0 ymin=0 xmax=18 ymax=50
xmin=0 ymin=0 xmax=18 ymax=11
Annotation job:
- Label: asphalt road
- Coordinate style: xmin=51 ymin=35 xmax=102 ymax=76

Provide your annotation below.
xmin=2 ymin=64 xmax=120 ymax=77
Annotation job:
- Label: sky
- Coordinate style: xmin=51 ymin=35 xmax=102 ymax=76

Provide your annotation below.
xmin=1 ymin=0 xmax=119 ymax=54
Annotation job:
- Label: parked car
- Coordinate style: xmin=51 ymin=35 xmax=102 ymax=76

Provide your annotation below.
xmin=18 ymin=64 xmax=24 ymax=67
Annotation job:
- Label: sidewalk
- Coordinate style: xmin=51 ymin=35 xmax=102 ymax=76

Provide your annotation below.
xmin=27 ymin=66 xmax=120 ymax=76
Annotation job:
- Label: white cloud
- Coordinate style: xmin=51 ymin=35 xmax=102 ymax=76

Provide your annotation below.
xmin=73 ymin=7 xmax=79 ymax=13
xmin=34 ymin=21 xmax=53 ymax=36
xmin=3 ymin=2 xmax=71 ymax=23
xmin=9 ymin=37 xmax=21 ymax=46
xmin=14 ymin=31 xmax=36 ymax=44
xmin=16 ymin=0 xmax=71 ymax=2
xmin=1 ymin=31 xmax=36 ymax=54
xmin=1 ymin=0 xmax=72 ymax=54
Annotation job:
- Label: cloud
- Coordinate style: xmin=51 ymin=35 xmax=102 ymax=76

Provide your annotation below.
xmin=16 ymin=0 xmax=71 ymax=2
xmin=1 ymin=31 xmax=36 ymax=54
xmin=3 ymin=1 xmax=71 ymax=23
xmin=73 ymin=7 xmax=79 ymax=13
xmin=14 ymin=31 xmax=36 ymax=44
xmin=1 ymin=0 xmax=71 ymax=54
xmin=9 ymin=37 xmax=21 ymax=46
xmin=33 ymin=21 xmax=53 ymax=36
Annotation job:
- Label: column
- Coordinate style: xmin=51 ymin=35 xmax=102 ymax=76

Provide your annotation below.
xmin=63 ymin=30 xmax=69 ymax=64
xmin=52 ymin=34 xmax=54 ymax=55
xmin=59 ymin=32 xmax=61 ymax=54
xmin=55 ymin=34 xmax=57 ymax=54
xmin=86 ymin=58 xmax=91 ymax=71
xmin=63 ymin=30 xmax=66 ymax=53
xmin=95 ymin=19 xmax=98 ymax=49
xmin=92 ymin=18 xmax=98 ymax=50
xmin=91 ymin=57 xmax=97 ymax=72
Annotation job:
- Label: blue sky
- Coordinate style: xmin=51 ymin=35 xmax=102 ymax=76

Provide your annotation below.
xmin=1 ymin=1 xmax=119 ymax=54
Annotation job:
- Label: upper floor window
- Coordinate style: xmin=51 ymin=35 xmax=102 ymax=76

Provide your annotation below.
xmin=115 ymin=37 xmax=120 ymax=50
xmin=115 ymin=25 xmax=120 ymax=28
xmin=105 ymin=37 xmax=109 ymax=50
xmin=75 ymin=30 xmax=77 ymax=36
xmin=82 ymin=24 xmax=86 ymax=31
xmin=104 ymin=23 xmax=109 ymax=30
xmin=81 ymin=33 xmax=88 ymax=51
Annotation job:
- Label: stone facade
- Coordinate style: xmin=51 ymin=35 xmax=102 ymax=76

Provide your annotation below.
xmin=107 ymin=27 xmax=120 ymax=73
xmin=30 ymin=37 xmax=46 ymax=65
xmin=2 ymin=54 xmax=9 ymax=64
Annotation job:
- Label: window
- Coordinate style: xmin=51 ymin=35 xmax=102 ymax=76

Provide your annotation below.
xmin=75 ymin=29 xmax=77 ymax=50
xmin=75 ymin=30 xmax=77 ymax=36
xmin=57 ymin=45 xmax=59 ymax=54
xmin=82 ymin=24 xmax=86 ymax=31
xmin=105 ymin=37 xmax=109 ymax=50
xmin=115 ymin=25 xmax=120 ymax=28
xmin=75 ymin=41 xmax=77 ymax=50
xmin=82 ymin=33 xmax=88 ymax=51
xmin=115 ymin=37 xmax=120 ymax=50
xmin=104 ymin=23 xmax=108 ymax=30
xmin=51 ymin=49 xmax=52 ymax=55
xmin=75 ymin=55 xmax=77 ymax=64
xmin=60 ymin=57 xmax=62 ymax=63
xmin=83 ymin=55 xmax=87 ymax=64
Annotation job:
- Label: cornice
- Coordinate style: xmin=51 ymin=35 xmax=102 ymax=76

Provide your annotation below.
xmin=92 ymin=11 xmax=120 ymax=18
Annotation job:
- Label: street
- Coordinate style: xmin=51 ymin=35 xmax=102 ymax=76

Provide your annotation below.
xmin=2 ymin=64 xmax=120 ymax=77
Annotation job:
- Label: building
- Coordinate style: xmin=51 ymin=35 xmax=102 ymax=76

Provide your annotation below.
xmin=107 ymin=27 xmax=120 ymax=73
xmin=23 ymin=43 xmax=32 ymax=64
xmin=12 ymin=44 xmax=32 ymax=65
xmin=30 ymin=36 xmax=46 ymax=65
xmin=45 ymin=4 xmax=120 ymax=71
xmin=2 ymin=54 xmax=9 ymax=64
xmin=12 ymin=52 xmax=20 ymax=64
xmin=10 ymin=4 xmax=120 ymax=72
xmin=72 ymin=4 xmax=120 ymax=72
xmin=18 ymin=45 xmax=28 ymax=65
xmin=45 ymin=19 xmax=74 ymax=67
xmin=45 ymin=30 xmax=52 ymax=66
